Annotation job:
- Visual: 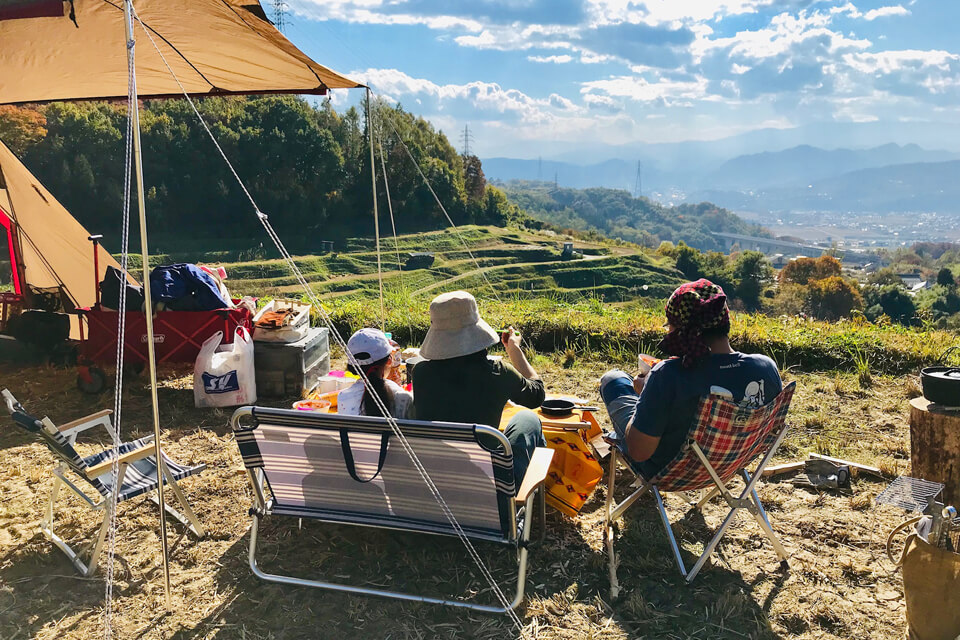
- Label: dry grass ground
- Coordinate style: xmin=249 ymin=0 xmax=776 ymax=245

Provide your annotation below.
xmin=0 ymin=354 xmax=921 ymax=639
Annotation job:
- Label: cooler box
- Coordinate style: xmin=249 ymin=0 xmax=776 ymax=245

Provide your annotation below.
xmin=254 ymin=326 xmax=329 ymax=397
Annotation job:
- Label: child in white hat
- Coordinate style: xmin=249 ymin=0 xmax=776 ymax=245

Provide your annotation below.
xmin=338 ymin=328 xmax=413 ymax=419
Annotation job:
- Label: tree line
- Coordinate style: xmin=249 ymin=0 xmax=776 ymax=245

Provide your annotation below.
xmin=499 ymin=181 xmax=769 ymax=253
xmin=0 ymin=97 xmax=523 ymax=251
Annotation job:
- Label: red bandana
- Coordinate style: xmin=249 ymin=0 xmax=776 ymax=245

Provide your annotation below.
xmin=658 ymin=279 xmax=730 ymax=368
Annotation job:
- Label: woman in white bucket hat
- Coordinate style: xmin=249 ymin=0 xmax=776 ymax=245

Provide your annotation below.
xmin=412 ymin=291 xmax=546 ymax=485
xmin=338 ymin=327 xmax=413 ymax=418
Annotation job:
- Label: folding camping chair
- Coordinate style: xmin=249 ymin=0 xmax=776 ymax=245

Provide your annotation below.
xmin=603 ymin=382 xmax=796 ymax=593
xmin=2 ymin=389 xmax=206 ymax=576
xmin=232 ymin=406 xmax=554 ymax=612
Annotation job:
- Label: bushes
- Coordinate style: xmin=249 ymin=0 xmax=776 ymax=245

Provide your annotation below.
xmin=863 ymin=285 xmax=916 ymax=324
xmin=779 ymin=255 xmax=842 ymax=285
xmin=805 ymin=276 xmax=864 ymax=321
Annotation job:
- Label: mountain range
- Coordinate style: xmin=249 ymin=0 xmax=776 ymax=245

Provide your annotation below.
xmin=694 ymin=160 xmax=960 ymax=214
xmin=484 ymin=138 xmax=960 ymax=215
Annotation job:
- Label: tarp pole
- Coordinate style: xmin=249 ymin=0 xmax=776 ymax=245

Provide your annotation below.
xmin=124 ymin=0 xmax=172 ymax=609
xmin=366 ymin=88 xmax=384 ymax=328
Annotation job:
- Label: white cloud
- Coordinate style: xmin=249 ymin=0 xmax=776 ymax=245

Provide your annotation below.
xmin=843 ymin=49 xmax=959 ymax=74
xmin=528 ymin=54 xmax=574 ymax=64
xmin=287 ymin=0 xmax=960 ymax=150
xmin=588 ymin=0 xmax=787 ymax=25
xmin=353 ymin=68 xmax=585 ymax=124
xmin=581 ymin=74 xmax=709 ymax=103
xmin=863 ymin=5 xmax=910 ymax=20
xmin=697 ymin=11 xmax=870 ymax=61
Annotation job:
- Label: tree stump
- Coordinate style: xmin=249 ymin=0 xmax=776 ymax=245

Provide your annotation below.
xmin=910 ymin=397 xmax=960 ymax=506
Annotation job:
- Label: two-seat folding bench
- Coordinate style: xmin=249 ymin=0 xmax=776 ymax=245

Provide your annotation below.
xmin=231 ymin=405 xmax=554 ymax=612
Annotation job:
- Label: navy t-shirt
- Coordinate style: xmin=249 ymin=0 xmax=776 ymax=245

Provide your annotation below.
xmin=630 ymin=352 xmax=782 ymax=478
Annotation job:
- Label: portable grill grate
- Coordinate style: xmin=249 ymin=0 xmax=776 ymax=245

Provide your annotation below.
xmin=876 ymin=475 xmax=945 ymax=513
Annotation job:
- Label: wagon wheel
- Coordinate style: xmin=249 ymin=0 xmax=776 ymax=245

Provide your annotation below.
xmin=122 ymin=361 xmax=146 ymax=380
xmin=76 ymin=366 xmax=107 ymax=394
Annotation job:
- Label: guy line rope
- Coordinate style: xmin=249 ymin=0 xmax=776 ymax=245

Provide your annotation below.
xmin=121 ymin=7 xmax=527 ymax=628
xmin=102 ymin=19 xmax=138 ymax=638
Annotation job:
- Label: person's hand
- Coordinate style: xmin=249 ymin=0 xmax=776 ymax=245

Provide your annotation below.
xmin=632 ymin=373 xmax=647 ymax=395
xmin=501 ymin=326 xmax=522 ymax=352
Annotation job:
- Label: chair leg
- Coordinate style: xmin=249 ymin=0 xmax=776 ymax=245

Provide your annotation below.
xmin=40 ymin=477 xmax=109 ymax=576
xmin=83 ymin=510 xmax=111 ymax=577
xmin=739 ymin=470 xmax=789 ymax=565
xmin=684 ymin=501 xmax=741 ymax=583
xmin=693 ymin=486 xmax=721 ymax=510
xmin=609 ymin=478 xmax=653 ymax=522
xmin=247 ymin=513 xmax=529 ymax=612
xmin=537 ymin=484 xmax=546 ymax=546
xmin=604 ymin=450 xmax=620 ymax=599
xmin=42 ymin=476 xmax=61 ymax=533
xmin=158 ymin=465 xmax=205 ymax=538
xmin=653 ymin=487 xmax=689 ymax=578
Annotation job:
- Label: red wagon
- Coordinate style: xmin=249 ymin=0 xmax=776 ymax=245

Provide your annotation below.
xmin=75 ymin=305 xmax=253 ymax=393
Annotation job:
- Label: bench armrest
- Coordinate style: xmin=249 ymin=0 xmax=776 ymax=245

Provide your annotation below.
xmin=86 ymin=443 xmax=155 ymax=479
xmin=514 ymin=447 xmax=554 ymax=505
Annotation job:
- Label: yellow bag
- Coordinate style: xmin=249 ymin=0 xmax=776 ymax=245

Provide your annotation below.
xmin=540 ymin=412 xmax=604 ymax=517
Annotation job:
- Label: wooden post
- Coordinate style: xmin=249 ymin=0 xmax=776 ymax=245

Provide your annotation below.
xmin=910 ymin=397 xmax=960 ymax=506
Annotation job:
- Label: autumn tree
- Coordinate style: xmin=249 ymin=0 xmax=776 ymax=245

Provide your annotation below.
xmin=0 ymin=105 xmax=47 ymax=155
xmin=779 ymin=255 xmax=842 ymax=285
xmin=806 ymin=276 xmax=863 ymax=321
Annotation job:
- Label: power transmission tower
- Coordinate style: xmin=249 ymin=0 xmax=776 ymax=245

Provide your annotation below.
xmin=460 ymin=124 xmax=474 ymax=156
xmin=554 ymin=171 xmax=558 ymax=190
xmin=537 ymin=156 xmax=542 ymax=181
xmin=634 ymin=160 xmax=643 ymax=198
xmin=272 ymin=0 xmax=288 ymax=32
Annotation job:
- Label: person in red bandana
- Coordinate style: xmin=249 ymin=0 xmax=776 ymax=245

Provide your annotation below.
xmin=600 ymin=279 xmax=782 ymax=477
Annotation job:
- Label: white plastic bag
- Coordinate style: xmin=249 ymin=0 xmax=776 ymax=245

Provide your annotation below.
xmin=193 ymin=327 xmax=257 ymax=408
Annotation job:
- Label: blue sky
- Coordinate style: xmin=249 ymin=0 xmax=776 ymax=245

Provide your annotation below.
xmin=277 ymin=0 xmax=960 ymax=158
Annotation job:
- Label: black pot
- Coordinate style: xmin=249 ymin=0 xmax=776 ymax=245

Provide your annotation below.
xmin=921 ymin=346 xmax=960 ymax=406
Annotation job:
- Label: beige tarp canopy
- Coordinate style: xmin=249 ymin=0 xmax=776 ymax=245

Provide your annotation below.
xmin=0 ymin=0 xmax=363 ymax=105
xmin=0 ymin=139 xmax=121 ymax=318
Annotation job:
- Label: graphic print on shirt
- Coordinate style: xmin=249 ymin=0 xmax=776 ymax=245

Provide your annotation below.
xmin=742 ymin=379 xmax=765 ymax=407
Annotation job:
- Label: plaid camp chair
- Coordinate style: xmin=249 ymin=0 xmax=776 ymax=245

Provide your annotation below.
xmin=603 ymin=382 xmax=796 ymax=593
xmin=232 ymin=406 xmax=553 ymax=612
xmin=2 ymin=389 xmax=205 ymax=576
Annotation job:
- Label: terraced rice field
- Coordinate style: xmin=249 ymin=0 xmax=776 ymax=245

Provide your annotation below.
xmin=124 ymin=226 xmax=685 ymax=304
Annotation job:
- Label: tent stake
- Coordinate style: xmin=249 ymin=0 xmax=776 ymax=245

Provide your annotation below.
xmin=123 ymin=0 xmax=172 ymax=610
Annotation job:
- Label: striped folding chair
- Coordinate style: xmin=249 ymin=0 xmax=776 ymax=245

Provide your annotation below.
xmin=232 ymin=406 xmax=554 ymax=612
xmin=603 ymin=382 xmax=796 ymax=593
xmin=2 ymin=389 xmax=205 ymax=576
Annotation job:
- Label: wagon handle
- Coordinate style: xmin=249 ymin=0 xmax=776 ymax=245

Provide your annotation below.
xmin=938 ymin=346 xmax=960 ymax=365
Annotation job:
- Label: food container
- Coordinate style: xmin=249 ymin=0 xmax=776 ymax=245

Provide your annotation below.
xmin=308 ymin=389 xmax=340 ymax=412
xmin=292 ymin=399 xmax=331 ymax=412
xmin=252 ymin=299 xmax=311 ymax=343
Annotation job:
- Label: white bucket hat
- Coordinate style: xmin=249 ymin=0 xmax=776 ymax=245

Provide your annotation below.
xmin=420 ymin=291 xmax=499 ymax=360
xmin=346 ymin=328 xmax=394 ymax=366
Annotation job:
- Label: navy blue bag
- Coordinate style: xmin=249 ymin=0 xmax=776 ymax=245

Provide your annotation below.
xmin=149 ymin=263 xmax=229 ymax=311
